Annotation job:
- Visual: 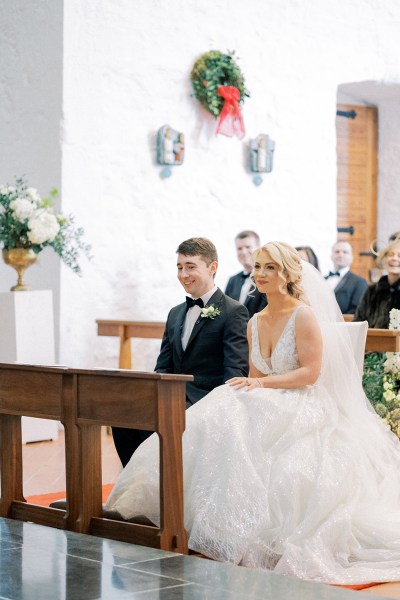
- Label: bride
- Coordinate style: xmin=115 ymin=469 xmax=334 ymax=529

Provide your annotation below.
xmin=106 ymin=241 xmax=400 ymax=584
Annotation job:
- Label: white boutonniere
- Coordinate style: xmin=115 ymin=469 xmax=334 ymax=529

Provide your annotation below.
xmin=200 ymin=304 xmax=221 ymax=319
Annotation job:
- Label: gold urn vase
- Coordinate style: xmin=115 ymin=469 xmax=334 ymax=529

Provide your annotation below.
xmin=2 ymin=248 xmax=39 ymax=291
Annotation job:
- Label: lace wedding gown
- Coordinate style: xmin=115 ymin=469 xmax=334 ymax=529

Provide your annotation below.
xmin=106 ymin=306 xmax=400 ymax=584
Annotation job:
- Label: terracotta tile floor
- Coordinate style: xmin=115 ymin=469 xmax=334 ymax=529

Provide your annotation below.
xmin=20 ymin=428 xmax=400 ymax=599
xmin=361 ymin=583 xmax=400 ymax=597
xmin=22 ymin=425 xmax=121 ymax=497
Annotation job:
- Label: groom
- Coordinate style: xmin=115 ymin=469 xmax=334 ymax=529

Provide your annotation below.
xmin=112 ymin=237 xmax=249 ymax=466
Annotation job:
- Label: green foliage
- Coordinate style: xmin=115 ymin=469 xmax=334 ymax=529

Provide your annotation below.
xmin=363 ymin=352 xmax=400 ymax=437
xmin=190 ymin=50 xmax=249 ymax=117
xmin=363 ymin=352 xmax=386 ymax=407
xmin=51 ymin=215 xmax=91 ymax=274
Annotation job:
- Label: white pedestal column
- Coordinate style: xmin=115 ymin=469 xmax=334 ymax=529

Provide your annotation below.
xmin=0 ymin=290 xmax=59 ymax=443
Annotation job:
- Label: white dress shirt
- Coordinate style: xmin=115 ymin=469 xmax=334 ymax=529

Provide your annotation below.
xmin=239 ymin=272 xmax=252 ymax=304
xmin=326 ymin=266 xmax=349 ymax=290
xmin=181 ymin=285 xmax=218 ymax=351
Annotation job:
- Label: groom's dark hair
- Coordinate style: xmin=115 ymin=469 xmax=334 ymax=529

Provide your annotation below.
xmin=176 ymin=237 xmax=218 ymax=266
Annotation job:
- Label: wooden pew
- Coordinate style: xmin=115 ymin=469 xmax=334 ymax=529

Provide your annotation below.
xmin=0 ymin=363 xmax=192 ymax=553
xmin=96 ymin=320 xmax=165 ymax=369
xmin=97 ymin=318 xmax=400 ymax=368
xmin=365 ymin=328 xmax=400 ymax=353
xmin=343 ymin=315 xmax=400 ymax=352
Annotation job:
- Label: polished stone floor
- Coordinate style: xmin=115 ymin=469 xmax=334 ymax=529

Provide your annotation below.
xmin=0 ymin=517 xmax=364 ymax=600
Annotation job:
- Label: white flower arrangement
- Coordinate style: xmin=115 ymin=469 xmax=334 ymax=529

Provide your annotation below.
xmin=200 ymin=304 xmax=221 ymax=319
xmin=0 ymin=177 xmax=91 ymax=273
xmin=378 ymin=308 xmax=400 ymax=435
xmin=388 ymin=307 xmax=400 ymax=330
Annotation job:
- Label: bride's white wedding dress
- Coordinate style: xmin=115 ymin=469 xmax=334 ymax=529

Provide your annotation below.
xmin=107 ymin=303 xmax=400 ymax=584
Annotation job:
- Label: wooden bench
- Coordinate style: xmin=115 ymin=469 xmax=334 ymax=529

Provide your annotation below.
xmin=97 ymin=318 xmax=400 ymax=369
xmin=343 ymin=315 xmax=400 ymax=351
xmin=0 ymin=363 xmax=192 ymax=553
xmin=365 ymin=329 xmax=400 ymax=353
xmin=96 ymin=320 xmax=165 ymax=368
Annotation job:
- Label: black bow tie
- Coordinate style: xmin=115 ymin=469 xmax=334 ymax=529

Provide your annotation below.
xmin=242 ymin=272 xmax=251 ymax=279
xmin=186 ymin=297 xmax=204 ymax=308
xmin=327 ymin=271 xmax=340 ymax=278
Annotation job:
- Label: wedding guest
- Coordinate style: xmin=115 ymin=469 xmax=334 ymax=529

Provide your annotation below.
xmin=295 ymin=245 xmax=320 ymax=270
xmin=325 ymin=240 xmax=368 ymax=314
xmin=354 ymin=237 xmax=400 ymax=328
xmin=107 ymin=241 xmax=400 ymax=585
xmin=225 ymin=230 xmax=267 ymax=317
xmin=112 ymin=237 xmax=249 ymax=466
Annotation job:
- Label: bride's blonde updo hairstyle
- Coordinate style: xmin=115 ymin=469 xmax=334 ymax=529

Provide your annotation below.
xmin=252 ymin=241 xmax=307 ymax=302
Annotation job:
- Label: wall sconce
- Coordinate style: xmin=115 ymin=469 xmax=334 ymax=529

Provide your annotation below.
xmin=249 ymin=134 xmax=275 ymax=186
xmin=157 ymin=125 xmax=185 ymax=179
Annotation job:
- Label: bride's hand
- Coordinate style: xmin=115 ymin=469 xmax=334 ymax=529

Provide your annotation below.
xmin=226 ymin=377 xmax=262 ymax=390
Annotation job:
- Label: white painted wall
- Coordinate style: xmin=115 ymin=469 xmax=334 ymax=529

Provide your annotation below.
xmin=2 ymin=0 xmax=400 ymax=371
xmin=0 ymin=0 xmax=63 ymax=356
xmin=60 ymin=0 xmax=400 ymax=370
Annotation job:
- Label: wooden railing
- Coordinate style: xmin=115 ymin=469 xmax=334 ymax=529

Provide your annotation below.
xmin=0 ymin=363 xmax=192 ymax=553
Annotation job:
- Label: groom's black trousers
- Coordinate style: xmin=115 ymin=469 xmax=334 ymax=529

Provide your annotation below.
xmin=111 ymin=428 xmax=153 ymax=468
xmin=112 ymin=398 xmax=192 ymax=467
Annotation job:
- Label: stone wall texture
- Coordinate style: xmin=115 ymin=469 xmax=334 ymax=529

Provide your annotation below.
xmin=2 ymin=0 xmax=400 ymax=369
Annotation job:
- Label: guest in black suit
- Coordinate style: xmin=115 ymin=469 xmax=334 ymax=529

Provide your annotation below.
xmin=225 ymin=230 xmax=267 ymax=317
xmin=113 ymin=237 xmax=249 ymax=466
xmin=325 ymin=241 xmax=368 ymax=314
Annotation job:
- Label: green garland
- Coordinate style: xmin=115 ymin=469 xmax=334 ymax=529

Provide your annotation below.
xmin=190 ymin=50 xmax=249 ymax=118
xmin=363 ymin=352 xmax=400 ymax=437
xmin=363 ymin=352 xmax=386 ymax=407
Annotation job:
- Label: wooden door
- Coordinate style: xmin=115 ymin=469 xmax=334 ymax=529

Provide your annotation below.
xmin=336 ymin=104 xmax=378 ymax=282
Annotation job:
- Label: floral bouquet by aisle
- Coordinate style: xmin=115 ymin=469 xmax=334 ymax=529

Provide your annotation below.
xmin=0 ymin=177 xmax=91 ymax=290
xmin=0 ymin=178 xmax=91 ymax=288
xmin=371 ymin=308 xmax=400 ymax=436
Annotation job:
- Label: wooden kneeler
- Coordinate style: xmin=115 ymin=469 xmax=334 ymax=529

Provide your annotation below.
xmin=76 ymin=368 xmax=191 ymax=553
xmin=0 ymin=363 xmax=192 ymax=554
xmin=0 ymin=365 xmax=74 ymax=531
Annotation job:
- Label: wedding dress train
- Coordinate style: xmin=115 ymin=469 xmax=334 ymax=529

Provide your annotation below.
xmin=106 ymin=305 xmax=400 ymax=584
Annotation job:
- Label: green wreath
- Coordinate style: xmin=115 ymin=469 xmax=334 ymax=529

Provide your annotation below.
xmin=190 ymin=50 xmax=249 ymax=118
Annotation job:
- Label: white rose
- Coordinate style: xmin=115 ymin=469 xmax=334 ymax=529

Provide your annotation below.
xmin=384 ymin=390 xmax=396 ymax=402
xmin=389 ymin=309 xmax=400 ymax=330
xmin=28 ymin=210 xmax=60 ymax=244
xmin=0 ymin=185 xmax=16 ymax=195
xmin=10 ymin=197 xmax=36 ymax=221
xmin=26 ymin=187 xmax=41 ymax=202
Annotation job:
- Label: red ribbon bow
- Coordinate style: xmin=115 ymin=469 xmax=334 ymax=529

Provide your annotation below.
xmin=216 ymin=85 xmax=245 ymax=140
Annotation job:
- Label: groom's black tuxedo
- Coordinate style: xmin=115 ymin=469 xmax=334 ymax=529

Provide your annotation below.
xmin=113 ymin=288 xmax=249 ymax=466
xmin=225 ymin=272 xmax=267 ymax=318
xmin=156 ymin=287 xmax=249 ymax=406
